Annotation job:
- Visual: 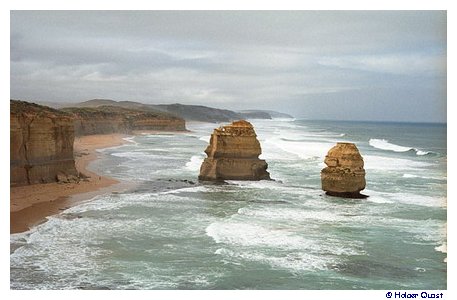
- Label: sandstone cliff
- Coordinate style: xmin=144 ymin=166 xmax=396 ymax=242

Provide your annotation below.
xmin=321 ymin=142 xmax=366 ymax=198
xmin=199 ymin=120 xmax=270 ymax=181
xmin=10 ymin=100 xmax=78 ymax=186
xmin=62 ymin=106 xmax=186 ymax=136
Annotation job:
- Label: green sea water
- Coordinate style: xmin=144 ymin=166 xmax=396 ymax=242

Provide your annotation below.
xmin=10 ymin=119 xmax=447 ymax=289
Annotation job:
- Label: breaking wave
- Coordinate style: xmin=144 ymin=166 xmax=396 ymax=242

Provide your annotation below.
xmin=369 ymin=139 xmax=430 ymax=156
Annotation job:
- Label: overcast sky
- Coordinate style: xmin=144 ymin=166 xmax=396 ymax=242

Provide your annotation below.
xmin=10 ymin=11 xmax=446 ymax=122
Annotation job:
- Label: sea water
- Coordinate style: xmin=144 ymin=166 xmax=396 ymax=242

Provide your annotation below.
xmin=10 ymin=119 xmax=447 ymax=289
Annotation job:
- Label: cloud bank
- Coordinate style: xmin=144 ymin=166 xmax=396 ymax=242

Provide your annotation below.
xmin=10 ymin=11 xmax=446 ymax=122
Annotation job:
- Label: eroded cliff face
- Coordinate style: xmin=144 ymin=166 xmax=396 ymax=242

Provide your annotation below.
xmin=199 ymin=120 xmax=270 ymax=181
xmin=10 ymin=100 xmax=78 ymax=186
xmin=63 ymin=106 xmax=186 ymax=136
xmin=321 ymin=142 xmax=367 ymax=198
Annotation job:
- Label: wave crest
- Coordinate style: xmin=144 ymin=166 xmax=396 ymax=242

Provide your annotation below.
xmin=369 ymin=139 xmax=430 ymax=156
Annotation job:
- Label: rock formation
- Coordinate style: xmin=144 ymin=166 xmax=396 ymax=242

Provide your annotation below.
xmin=199 ymin=120 xmax=270 ymax=181
xmin=10 ymin=100 xmax=79 ymax=186
xmin=320 ymin=142 xmax=367 ymax=198
xmin=62 ymin=106 xmax=186 ymax=136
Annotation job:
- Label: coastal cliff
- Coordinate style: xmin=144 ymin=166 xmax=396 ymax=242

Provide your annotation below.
xmin=321 ymin=142 xmax=367 ymax=198
xmin=10 ymin=100 xmax=186 ymax=186
xmin=62 ymin=106 xmax=186 ymax=136
xmin=199 ymin=120 xmax=270 ymax=181
xmin=10 ymin=100 xmax=78 ymax=186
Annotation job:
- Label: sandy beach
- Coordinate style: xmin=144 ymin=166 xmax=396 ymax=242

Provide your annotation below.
xmin=10 ymin=134 xmax=130 ymax=234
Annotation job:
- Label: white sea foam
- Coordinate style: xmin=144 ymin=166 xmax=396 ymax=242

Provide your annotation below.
xmin=144 ymin=134 xmax=176 ymax=138
xmin=395 ymin=193 xmax=446 ymax=208
xmin=185 ymin=155 xmax=205 ymax=171
xmin=400 ymin=173 xmax=445 ymax=181
xmin=435 ymin=242 xmax=447 ymax=253
xmin=226 ymin=180 xmax=285 ymax=190
xmin=402 ymin=173 xmax=420 ymax=178
xmin=199 ymin=136 xmax=210 ymax=143
xmin=214 ymin=247 xmax=330 ymax=271
xmin=365 ymin=190 xmax=446 ymax=208
xmin=237 ymin=206 xmax=347 ymax=223
xmin=364 ymin=155 xmax=432 ymax=171
xmin=207 ymin=218 xmax=365 ymax=272
xmin=264 ymin=137 xmax=333 ymax=160
xmin=369 ymin=139 xmax=430 ymax=156
xmin=10 ymin=210 xmax=158 ymax=289
xmin=225 ymin=180 xmax=316 ymax=198
xmin=206 ymin=220 xmax=364 ymax=256
xmin=206 ymin=222 xmax=297 ymax=248
xmin=111 ymin=151 xmax=150 ymax=158
xmin=271 ymin=117 xmax=296 ymax=122
xmin=122 ymin=136 xmax=138 ymax=145
xmin=111 ymin=151 xmax=175 ymax=160
xmin=365 ymin=195 xmax=395 ymax=204
xmin=160 ymin=185 xmax=209 ymax=195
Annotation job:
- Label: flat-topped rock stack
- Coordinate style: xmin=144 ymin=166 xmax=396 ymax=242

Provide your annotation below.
xmin=198 ymin=120 xmax=270 ymax=181
xmin=321 ymin=142 xmax=367 ymax=198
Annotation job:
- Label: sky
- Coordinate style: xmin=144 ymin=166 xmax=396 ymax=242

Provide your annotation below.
xmin=10 ymin=10 xmax=447 ymax=122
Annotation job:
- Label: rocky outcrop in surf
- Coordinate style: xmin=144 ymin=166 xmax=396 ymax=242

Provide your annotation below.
xmin=199 ymin=120 xmax=270 ymax=181
xmin=320 ymin=142 xmax=367 ymax=198
xmin=10 ymin=100 xmax=79 ymax=186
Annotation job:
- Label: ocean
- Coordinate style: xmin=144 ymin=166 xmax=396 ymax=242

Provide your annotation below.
xmin=10 ymin=119 xmax=447 ymax=290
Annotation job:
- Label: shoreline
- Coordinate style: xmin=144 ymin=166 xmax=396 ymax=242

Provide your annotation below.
xmin=10 ymin=133 xmax=132 ymax=234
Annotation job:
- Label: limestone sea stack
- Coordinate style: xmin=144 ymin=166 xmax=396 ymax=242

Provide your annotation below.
xmin=320 ymin=142 xmax=367 ymax=198
xmin=198 ymin=120 xmax=270 ymax=181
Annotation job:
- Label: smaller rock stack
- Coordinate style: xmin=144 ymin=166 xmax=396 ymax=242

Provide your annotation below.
xmin=198 ymin=120 xmax=270 ymax=181
xmin=321 ymin=142 xmax=367 ymax=198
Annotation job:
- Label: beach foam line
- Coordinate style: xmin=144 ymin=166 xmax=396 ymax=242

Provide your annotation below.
xmin=122 ymin=136 xmax=138 ymax=145
xmin=369 ymin=139 xmax=430 ymax=156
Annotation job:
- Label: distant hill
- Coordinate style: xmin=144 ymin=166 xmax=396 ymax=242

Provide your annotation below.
xmin=73 ymin=99 xmax=119 ymax=108
xmin=32 ymin=100 xmax=79 ymax=109
xmin=68 ymin=99 xmax=293 ymax=123
xmin=238 ymin=110 xmax=293 ymax=119
xmin=151 ymin=103 xmax=241 ymax=123
xmin=237 ymin=110 xmax=272 ymax=120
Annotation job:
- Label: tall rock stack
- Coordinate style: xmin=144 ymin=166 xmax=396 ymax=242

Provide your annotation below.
xmin=321 ymin=142 xmax=367 ymax=198
xmin=198 ymin=120 xmax=270 ymax=181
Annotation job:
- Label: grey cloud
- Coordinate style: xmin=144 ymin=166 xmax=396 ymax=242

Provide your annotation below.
xmin=318 ymin=52 xmax=446 ymax=76
xmin=10 ymin=10 xmax=446 ymax=122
